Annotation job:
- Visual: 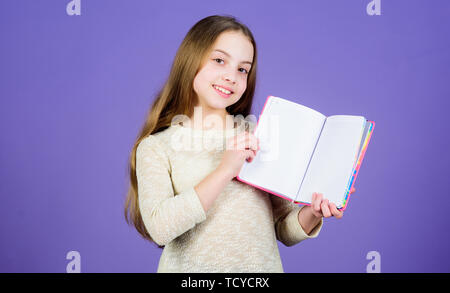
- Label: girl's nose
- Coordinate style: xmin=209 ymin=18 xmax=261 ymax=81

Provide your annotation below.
xmin=222 ymin=71 xmax=237 ymax=84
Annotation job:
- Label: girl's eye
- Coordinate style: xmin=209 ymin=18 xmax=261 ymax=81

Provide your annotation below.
xmin=214 ymin=58 xmax=249 ymax=74
xmin=239 ymin=68 xmax=249 ymax=74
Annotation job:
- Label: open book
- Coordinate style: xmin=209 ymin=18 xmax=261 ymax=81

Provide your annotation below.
xmin=236 ymin=96 xmax=375 ymax=211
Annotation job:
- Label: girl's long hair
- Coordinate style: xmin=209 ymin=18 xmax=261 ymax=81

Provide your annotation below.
xmin=124 ymin=15 xmax=258 ymax=248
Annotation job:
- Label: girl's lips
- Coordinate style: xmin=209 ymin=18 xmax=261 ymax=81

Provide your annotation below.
xmin=212 ymin=85 xmax=233 ymax=98
xmin=213 ymin=84 xmax=234 ymax=93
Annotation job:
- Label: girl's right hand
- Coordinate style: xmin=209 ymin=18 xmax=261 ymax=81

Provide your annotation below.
xmin=217 ymin=131 xmax=260 ymax=179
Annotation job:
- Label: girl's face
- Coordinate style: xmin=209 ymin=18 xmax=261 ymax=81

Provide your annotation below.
xmin=193 ymin=31 xmax=254 ymax=117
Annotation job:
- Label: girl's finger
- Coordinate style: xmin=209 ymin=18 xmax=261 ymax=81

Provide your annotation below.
xmin=236 ymin=138 xmax=258 ymax=152
xmin=310 ymin=193 xmax=318 ymax=216
xmin=245 ymin=149 xmax=255 ymax=162
xmin=321 ymin=199 xmax=332 ymax=218
xmin=313 ymin=193 xmax=323 ymax=216
xmin=236 ymin=131 xmax=251 ymax=143
xmin=236 ymin=134 xmax=258 ymax=151
xmin=330 ymin=203 xmax=344 ymax=219
xmin=237 ymin=137 xmax=258 ymax=151
xmin=229 ymin=132 xmax=249 ymax=147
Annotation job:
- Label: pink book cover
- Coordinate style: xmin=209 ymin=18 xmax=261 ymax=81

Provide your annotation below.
xmin=236 ymin=95 xmax=375 ymax=211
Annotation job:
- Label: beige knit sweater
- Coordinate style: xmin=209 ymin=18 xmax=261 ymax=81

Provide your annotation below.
xmin=136 ymin=121 xmax=323 ymax=273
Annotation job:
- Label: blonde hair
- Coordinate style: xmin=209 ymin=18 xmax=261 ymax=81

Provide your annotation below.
xmin=124 ymin=15 xmax=258 ymax=248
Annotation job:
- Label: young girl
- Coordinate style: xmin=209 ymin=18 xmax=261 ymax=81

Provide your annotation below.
xmin=124 ymin=15 xmax=353 ymax=273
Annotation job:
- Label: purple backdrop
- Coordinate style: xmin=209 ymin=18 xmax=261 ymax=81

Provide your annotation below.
xmin=1 ymin=0 xmax=449 ymax=273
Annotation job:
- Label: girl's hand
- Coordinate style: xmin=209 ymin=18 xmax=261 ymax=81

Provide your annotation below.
xmin=217 ymin=131 xmax=259 ymax=179
xmin=308 ymin=188 xmax=356 ymax=219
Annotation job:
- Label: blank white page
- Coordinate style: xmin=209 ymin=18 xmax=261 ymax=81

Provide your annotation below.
xmin=238 ymin=96 xmax=326 ymax=199
xmin=296 ymin=115 xmax=366 ymax=208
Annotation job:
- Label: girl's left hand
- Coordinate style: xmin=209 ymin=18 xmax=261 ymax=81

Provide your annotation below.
xmin=310 ymin=187 xmax=356 ymax=219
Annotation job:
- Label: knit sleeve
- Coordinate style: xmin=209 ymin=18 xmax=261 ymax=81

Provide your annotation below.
xmin=270 ymin=194 xmax=323 ymax=247
xmin=136 ymin=135 xmax=207 ymax=246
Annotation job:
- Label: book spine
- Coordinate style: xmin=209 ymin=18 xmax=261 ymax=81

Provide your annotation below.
xmin=253 ymin=95 xmax=274 ymax=136
xmin=293 ymin=115 xmax=328 ymax=202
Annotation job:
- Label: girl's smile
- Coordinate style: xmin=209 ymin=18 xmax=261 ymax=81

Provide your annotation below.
xmin=212 ymin=84 xmax=234 ymax=98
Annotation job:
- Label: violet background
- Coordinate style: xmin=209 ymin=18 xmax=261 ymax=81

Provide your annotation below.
xmin=1 ymin=0 xmax=449 ymax=273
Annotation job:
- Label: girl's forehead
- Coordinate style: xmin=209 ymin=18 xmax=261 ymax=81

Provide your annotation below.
xmin=210 ymin=32 xmax=254 ymax=62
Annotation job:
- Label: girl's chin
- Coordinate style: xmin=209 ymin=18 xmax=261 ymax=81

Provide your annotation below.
xmin=204 ymin=100 xmax=233 ymax=111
